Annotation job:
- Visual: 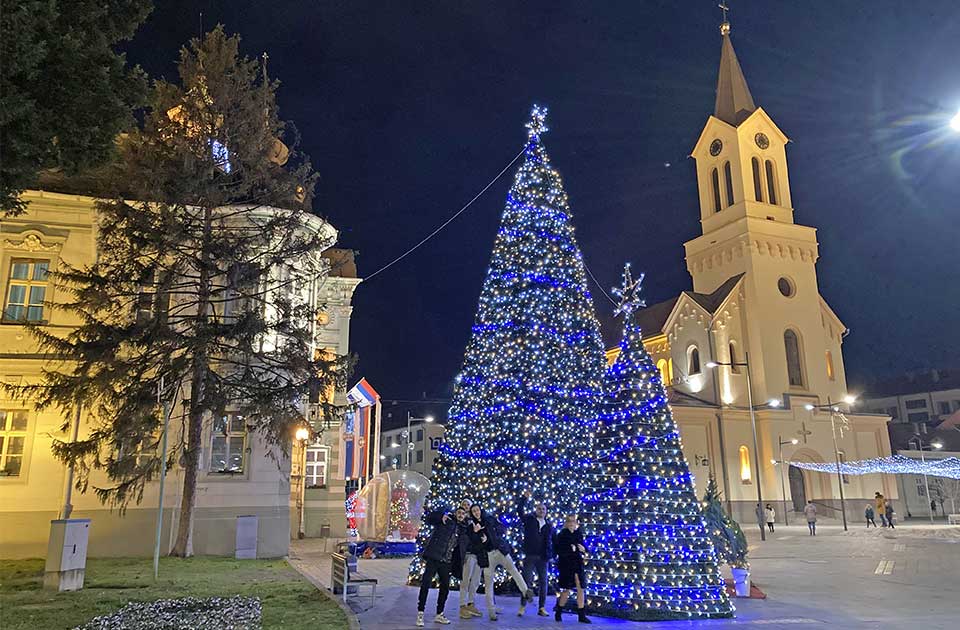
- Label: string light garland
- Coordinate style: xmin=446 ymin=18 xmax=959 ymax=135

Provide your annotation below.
xmin=580 ymin=264 xmax=734 ymax=620
xmin=408 ymin=105 xmax=606 ymax=586
xmin=789 ymin=455 xmax=960 ymax=479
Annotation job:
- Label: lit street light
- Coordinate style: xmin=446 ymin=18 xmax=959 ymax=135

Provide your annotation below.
xmin=951 ymin=109 xmax=960 ymax=132
xmin=804 ymin=395 xmax=857 ymax=531
xmin=405 ymin=412 xmax=435 ymax=470
xmin=909 ymin=436 xmax=944 ymax=523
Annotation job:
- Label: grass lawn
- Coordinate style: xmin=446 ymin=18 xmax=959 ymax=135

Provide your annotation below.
xmin=0 ymin=556 xmax=348 ymax=629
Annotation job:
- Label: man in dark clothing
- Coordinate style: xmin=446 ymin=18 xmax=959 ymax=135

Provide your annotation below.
xmin=473 ymin=505 xmax=532 ymax=621
xmin=518 ymin=490 xmax=554 ymax=617
xmin=416 ymin=506 xmax=468 ymax=627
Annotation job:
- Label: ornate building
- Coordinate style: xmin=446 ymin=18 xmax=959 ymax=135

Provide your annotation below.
xmin=610 ymin=22 xmax=896 ymax=524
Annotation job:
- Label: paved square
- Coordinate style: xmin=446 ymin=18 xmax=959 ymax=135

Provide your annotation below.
xmin=290 ymin=523 xmax=960 ymax=629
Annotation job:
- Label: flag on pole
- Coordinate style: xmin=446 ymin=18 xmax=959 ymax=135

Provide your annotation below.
xmin=347 ymin=378 xmax=379 ymax=408
xmin=340 ymin=378 xmax=381 ymax=481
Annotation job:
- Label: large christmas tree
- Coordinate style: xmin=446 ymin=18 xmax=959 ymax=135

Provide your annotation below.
xmin=580 ymin=265 xmax=733 ymax=620
xmin=409 ymin=106 xmax=606 ymax=584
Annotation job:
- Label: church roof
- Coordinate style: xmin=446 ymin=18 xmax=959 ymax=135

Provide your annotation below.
xmin=633 ymin=274 xmax=744 ymax=336
xmin=714 ymin=32 xmax=756 ymax=126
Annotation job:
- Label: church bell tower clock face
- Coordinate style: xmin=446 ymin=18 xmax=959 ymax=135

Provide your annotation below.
xmin=709 ymin=139 xmax=723 ymax=156
xmin=754 ymin=132 xmax=770 ymax=149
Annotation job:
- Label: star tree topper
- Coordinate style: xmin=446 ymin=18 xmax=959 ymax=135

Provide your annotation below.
xmin=525 ymin=104 xmax=549 ymax=138
xmin=612 ymin=262 xmax=645 ymax=319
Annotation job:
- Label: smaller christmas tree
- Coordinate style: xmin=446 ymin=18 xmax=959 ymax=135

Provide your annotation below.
xmin=701 ymin=474 xmax=748 ymax=569
xmin=389 ymin=479 xmax=413 ymax=539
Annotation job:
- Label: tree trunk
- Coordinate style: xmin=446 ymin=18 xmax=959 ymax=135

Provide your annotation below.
xmin=170 ymin=205 xmax=214 ymax=557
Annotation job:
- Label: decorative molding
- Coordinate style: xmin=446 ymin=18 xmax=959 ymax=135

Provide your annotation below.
xmin=3 ymin=233 xmax=61 ymax=253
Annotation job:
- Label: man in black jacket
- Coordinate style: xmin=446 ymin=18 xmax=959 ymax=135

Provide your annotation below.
xmin=518 ymin=490 xmax=554 ymax=617
xmin=416 ymin=506 xmax=468 ymax=627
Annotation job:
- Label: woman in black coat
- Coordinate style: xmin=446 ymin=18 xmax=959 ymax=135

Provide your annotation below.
xmin=554 ymin=514 xmax=590 ymax=624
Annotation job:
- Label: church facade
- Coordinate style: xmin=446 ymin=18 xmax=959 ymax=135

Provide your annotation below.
xmin=611 ymin=25 xmax=896 ymax=525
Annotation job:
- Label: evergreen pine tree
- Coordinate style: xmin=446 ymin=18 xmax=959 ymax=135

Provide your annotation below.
xmin=13 ymin=27 xmax=350 ymax=557
xmin=409 ymin=106 xmax=605 ymax=584
xmin=701 ymin=473 xmax=749 ymax=569
xmin=580 ymin=264 xmax=733 ymax=620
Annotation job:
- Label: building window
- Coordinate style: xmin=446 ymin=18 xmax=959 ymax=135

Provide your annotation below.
xmin=687 ymin=346 xmax=701 ymax=376
xmin=416 ymin=450 xmax=424 ymax=463
xmin=825 ymin=350 xmax=835 ymax=381
xmin=3 ymin=259 xmax=49 ymax=322
xmin=657 ymin=358 xmax=669 ymax=385
xmin=778 ymin=276 xmax=795 ymax=298
xmin=784 ymin=329 xmax=804 ymax=387
xmin=305 ymin=446 xmax=329 ymax=488
xmin=739 ymin=445 xmax=751 ymax=483
xmin=210 ymin=413 xmax=247 ymax=473
xmin=907 ymin=412 xmax=929 ymax=423
xmin=751 ymin=157 xmax=763 ymax=201
xmin=711 ymin=168 xmax=722 ymax=213
xmin=416 ymin=429 xmax=423 ymax=442
xmin=728 ymin=341 xmax=740 ymax=373
xmin=667 ymin=358 xmax=674 ymax=383
xmin=916 ymin=477 xmax=927 ymax=497
xmin=136 ymin=269 xmax=170 ymax=325
xmin=905 ymin=399 xmax=926 ymax=409
xmin=723 ymin=161 xmax=734 ymax=206
xmin=938 ymin=401 xmax=951 ymax=415
xmin=0 ymin=409 xmax=28 ymax=477
xmin=765 ymin=160 xmax=778 ymax=205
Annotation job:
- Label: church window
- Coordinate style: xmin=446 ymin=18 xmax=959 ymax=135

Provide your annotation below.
xmin=667 ymin=358 xmax=674 ymax=383
xmin=723 ymin=161 xmax=734 ymax=206
xmin=778 ymin=277 xmax=795 ymax=298
xmin=657 ymin=359 xmax=669 ymax=385
xmin=784 ymin=329 xmax=804 ymax=388
xmin=826 ymin=350 xmax=835 ymax=381
xmin=739 ymin=445 xmax=752 ymax=483
xmin=765 ymin=160 xmax=778 ymax=205
xmin=751 ymin=157 xmax=763 ymax=201
xmin=687 ymin=346 xmax=701 ymax=376
xmin=729 ymin=341 xmax=740 ymax=373
xmin=711 ymin=168 xmax=722 ymax=213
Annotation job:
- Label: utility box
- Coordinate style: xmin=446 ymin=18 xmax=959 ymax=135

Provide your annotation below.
xmin=235 ymin=515 xmax=258 ymax=559
xmin=44 ymin=519 xmax=91 ymax=591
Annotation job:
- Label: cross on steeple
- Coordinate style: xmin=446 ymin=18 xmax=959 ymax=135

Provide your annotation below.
xmin=719 ymin=1 xmax=731 ymax=35
xmin=613 ymin=262 xmax=645 ymax=319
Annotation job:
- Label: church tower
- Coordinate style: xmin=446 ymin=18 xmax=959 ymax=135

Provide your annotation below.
xmin=684 ymin=18 xmax=848 ymax=405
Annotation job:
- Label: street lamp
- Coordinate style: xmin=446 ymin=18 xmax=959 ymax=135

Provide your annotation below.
xmin=951 ymin=109 xmax=960 ymax=132
xmin=909 ymin=436 xmax=944 ymax=523
xmin=804 ymin=395 xmax=857 ymax=531
xmin=774 ymin=437 xmax=799 ymax=525
xmin=706 ymin=352 xmax=771 ymax=540
xmin=405 ymin=412 xmax=435 ymax=470
xmin=294 ymin=426 xmax=310 ymax=539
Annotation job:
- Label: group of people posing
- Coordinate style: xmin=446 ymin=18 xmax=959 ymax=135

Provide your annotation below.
xmin=864 ymin=492 xmax=896 ymax=528
xmin=416 ymin=491 xmax=591 ymax=626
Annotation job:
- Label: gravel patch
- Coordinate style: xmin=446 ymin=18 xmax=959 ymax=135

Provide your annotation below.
xmin=74 ymin=596 xmax=262 ymax=629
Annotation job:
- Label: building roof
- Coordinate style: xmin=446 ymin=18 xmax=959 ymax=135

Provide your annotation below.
xmin=631 ymin=274 xmax=743 ymax=337
xmin=714 ymin=32 xmax=757 ymax=126
xmin=864 ymin=369 xmax=960 ymax=398
xmin=683 ymin=273 xmax=744 ymax=314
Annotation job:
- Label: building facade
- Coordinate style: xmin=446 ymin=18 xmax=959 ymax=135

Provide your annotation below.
xmin=862 ymin=369 xmax=960 ymax=427
xmin=609 ymin=24 xmax=896 ymax=524
xmin=379 ymin=422 xmax=446 ymax=478
xmin=0 ymin=190 xmax=358 ymax=558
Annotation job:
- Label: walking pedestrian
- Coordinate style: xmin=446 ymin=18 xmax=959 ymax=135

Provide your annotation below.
xmin=416 ymin=506 xmax=469 ymax=627
xmin=764 ymin=504 xmax=776 ymax=533
xmin=517 ymin=489 xmax=553 ymax=617
xmin=472 ymin=505 xmax=533 ymax=621
xmin=755 ymin=503 xmax=765 ymax=534
xmin=931 ymin=499 xmax=938 ymax=516
xmin=864 ymin=504 xmax=877 ymax=528
xmin=554 ymin=514 xmax=591 ymax=624
xmin=803 ymin=500 xmax=817 ymax=536
xmin=459 ymin=503 xmax=486 ymax=619
xmin=875 ymin=492 xmax=887 ymax=527
xmin=885 ymin=501 xmax=896 ymax=529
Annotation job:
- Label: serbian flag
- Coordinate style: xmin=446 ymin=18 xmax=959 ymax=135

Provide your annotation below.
xmin=347 ymin=378 xmax=379 ymax=408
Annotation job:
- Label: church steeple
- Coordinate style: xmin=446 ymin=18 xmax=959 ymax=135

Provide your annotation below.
xmin=714 ymin=19 xmax=756 ymax=126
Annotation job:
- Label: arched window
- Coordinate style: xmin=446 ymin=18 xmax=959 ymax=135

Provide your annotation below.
xmin=825 ymin=350 xmax=835 ymax=381
xmin=784 ymin=329 xmax=804 ymax=387
xmin=765 ymin=160 xmax=778 ymax=205
xmin=739 ymin=445 xmax=752 ymax=483
xmin=667 ymin=358 xmax=674 ymax=383
xmin=688 ymin=346 xmax=701 ymax=375
xmin=711 ymin=168 xmax=722 ymax=213
xmin=657 ymin=358 xmax=669 ymax=385
xmin=729 ymin=341 xmax=740 ymax=373
xmin=751 ymin=157 xmax=763 ymax=201
xmin=723 ymin=161 xmax=734 ymax=207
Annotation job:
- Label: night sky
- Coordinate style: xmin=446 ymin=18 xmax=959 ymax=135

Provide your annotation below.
xmin=124 ymin=1 xmax=960 ymax=400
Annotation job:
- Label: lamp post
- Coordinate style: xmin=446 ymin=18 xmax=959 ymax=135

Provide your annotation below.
xmin=908 ymin=436 xmax=944 ymax=523
xmin=294 ymin=427 xmax=310 ymax=539
xmin=804 ymin=395 xmax=856 ymax=531
xmin=405 ymin=412 xmax=435 ymax=471
xmin=706 ymin=352 xmax=771 ymax=541
xmin=775 ymin=436 xmax=799 ymax=526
